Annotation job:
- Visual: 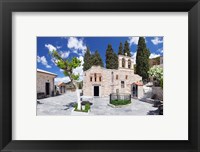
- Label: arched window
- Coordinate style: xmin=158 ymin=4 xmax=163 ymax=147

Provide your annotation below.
xmin=128 ymin=59 xmax=131 ymax=69
xmin=121 ymin=81 xmax=125 ymax=88
xmin=122 ymin=58 xmax=125 ymax=68
xmin=116 ymin=75 xmax=118 ymax=80
xmin=94 ymin=73 xmax=97 ymax=82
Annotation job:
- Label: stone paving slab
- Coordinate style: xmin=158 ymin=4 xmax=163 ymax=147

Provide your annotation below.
xmin=37 ymin=91 xmax=159 ymax=116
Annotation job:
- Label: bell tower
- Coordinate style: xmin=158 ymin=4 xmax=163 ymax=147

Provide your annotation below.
xmin=118 ymin=53 xmax=134 ymax=71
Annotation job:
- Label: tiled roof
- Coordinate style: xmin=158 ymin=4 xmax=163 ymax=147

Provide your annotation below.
xmin=133 ymin=81 xmax=143 ymax=86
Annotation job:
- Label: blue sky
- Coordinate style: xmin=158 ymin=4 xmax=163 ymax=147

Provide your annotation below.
xmin=37 ymin=36 xmax=163 ymax=83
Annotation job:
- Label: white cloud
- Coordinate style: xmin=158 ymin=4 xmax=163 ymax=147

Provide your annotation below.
xmin=128 ymin=37 xmax=139 ymax=46
xmin=60 ymin=69 xmax=64 ymax=72
xmin=149 ymin=53 xmax=160 ymax=59
xmin=67 ymin=37 xmax=87 ymax=56
xmin=60 ymin=51 xmax=70 ymax=59
xmin=55 ymin=77 xmax=71 ymax=84
xmin=50 ymin=51 xmax=70 ymax=66
xmin=130 ymin=51 xmax=161 ymax=63
xmin=157 ymin=48 xmax=163 ymax=53
xmin=37 ymin=56 xmax=52 ymax=68
xmin=128 ymin=37 xmax=148 ymax=46
xmin=45 ymin=44 xmax=57 ymax=53
xmin=131 ymin=52 xmax=137 ymax=64
xmin=56 ymin=46 xmax=62 ymax=49
xmin=51 ymin=58 xmax=58 ymax=66
xmin=72 ymin=49 xmax=78 ymax=54
xmin=151 ymin=37 xmax=163 ymax=45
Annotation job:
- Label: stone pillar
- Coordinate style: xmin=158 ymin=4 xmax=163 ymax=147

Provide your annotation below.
xmin=119 ymin=59 xmax=122 ymax=68
xmin=131 ymin=62 xmax=134 ymax=70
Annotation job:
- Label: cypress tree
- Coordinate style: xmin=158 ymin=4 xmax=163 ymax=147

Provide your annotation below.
xmin=91 ymin=50 xmax=104 ymax=67
xmin=136 ymin=37 xmax=150 ymax=80
xmin=113 ymin=52 xmax=119 ymax=69
xmin=83 ymin=47 xmax=92 ymax=71
xmin=106 ymin=44 xmax=118 ymax=69
xmin=123 ymin=40 xmax=131 ymax=57
xmin=118 ymin=42 xmax=123 ymax=55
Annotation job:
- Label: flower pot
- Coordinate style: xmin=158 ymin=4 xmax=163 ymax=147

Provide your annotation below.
xmin=82 ymin=105 xmax=85 ymax=110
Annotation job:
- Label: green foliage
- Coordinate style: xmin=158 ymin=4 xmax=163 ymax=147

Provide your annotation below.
xmin=136 ymin=37 xmax=150 ymax=80
xmin=85 ymin=103 xmax=90 ymax=111
xmin=134 ymin=64 xmax=136 ymax=74
xmin=70 ymin=57 xmax=82 ymax=69
xmin=71 ymin=73 xmax=80 ymax=80
xmin=148 ymin=66 xmax=163 ymax=87
xmin=49 ymin=49 xmax=81 ymax=82
xmin=118 ymin=42 xmax=123 ymax=55
xmin=74 ymin=103 xmax=90 ymax=112
xmin=83 ymin=48 xmax=104 ymax=70
xmin=63 ymin=70 xmax=70 ymax=76
xmin=123 ymin=41 xmax=131 ymax=57
xmin=110 ymin=99 xmax=131 ymax=106
xmin=57 ymin=60 xmax=67 ymax=69
xmin=83 ymin=47 xmax=92 ymax=71
xmin=91 ymin=50 xmax=104 ymax=67
xmin=160 ymin=78 xmax=163 ymax=89
xmin=106 ymin=44 xmax=119 ymax=69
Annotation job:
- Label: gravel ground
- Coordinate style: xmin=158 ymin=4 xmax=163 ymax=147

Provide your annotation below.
xmin=37 ymin=91 xmax=158 ymax=116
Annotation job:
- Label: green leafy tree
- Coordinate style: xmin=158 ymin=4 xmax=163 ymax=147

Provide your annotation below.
xmin=83 ymin=47 xmax=92 ymax=71
xmin=106 ymin=44 xmax=118 ymax=69
xmin=136 ymin=37 xmax=150 ymax=80
xmin=50 ymin=50 xmax=82 ymax=110
xmin=148 ymin=66 xmax=163 ymax=88
xmin=118 ymin=42 xmax=123 ymax=55
xmin=91 ymin=50 xmax=104 ymax=67
xmin=123 ymin=40 xmax=131 ymax=57
xmin=134 ymin=64 xmax=136 ymax=74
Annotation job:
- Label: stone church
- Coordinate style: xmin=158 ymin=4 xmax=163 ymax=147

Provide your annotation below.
xmin=82 ymin=54 xmax=143 ymax=98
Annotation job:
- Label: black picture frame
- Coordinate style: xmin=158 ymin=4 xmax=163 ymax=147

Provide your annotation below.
xmin=0 ymin=0 xmax=200 ymax=151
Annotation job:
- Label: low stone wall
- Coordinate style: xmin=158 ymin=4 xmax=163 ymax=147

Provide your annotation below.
xmin=141 ymin=86 xmax=163 ymax=101
xmin=143 ymin=86 xmax=153 ymax=98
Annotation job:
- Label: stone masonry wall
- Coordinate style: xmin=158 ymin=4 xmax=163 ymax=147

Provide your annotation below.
xmin=83 ymin=66 xmax=142 ymax=97
xmin=37 ymin=72 xmax=56 ymax=97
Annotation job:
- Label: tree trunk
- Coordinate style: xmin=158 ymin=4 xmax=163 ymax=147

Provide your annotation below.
xmin=73 ymin=81 xmax=81 ymax=110
xmin=76 ymin=87 xmax=81 ymax=110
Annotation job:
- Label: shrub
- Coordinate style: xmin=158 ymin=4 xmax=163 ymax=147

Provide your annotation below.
xmin=160 ymin=78 xmax=163 ymax=89
xmin=148 ymin=66 xmax=163 ymax=87
xmin=110 ymin=99 xmax=131 ymax=106
xmin=84 ymin=103 xmax=90 ymax=112
xmin=74 ymin=103 xmax=78 ymax=110
xmin=74 ymin=102 xmax=90 ymax=112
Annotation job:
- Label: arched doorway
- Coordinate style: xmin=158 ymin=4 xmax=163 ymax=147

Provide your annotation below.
xmin=94 ymin=86 xmax=99 ymax=96
xmin=132 ymin=84 xmax=138 ymax=97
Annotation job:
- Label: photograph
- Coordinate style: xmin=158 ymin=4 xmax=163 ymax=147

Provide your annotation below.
xmin=36 ymin=36 xmax=163 ymax=116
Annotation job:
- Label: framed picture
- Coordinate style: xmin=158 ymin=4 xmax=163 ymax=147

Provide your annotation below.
xmin=0 ymin=0 xmax=199 ymax=151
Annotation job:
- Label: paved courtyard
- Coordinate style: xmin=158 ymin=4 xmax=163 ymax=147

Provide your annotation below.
xmin=37 ymin=91 xmax=158 ymax=116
